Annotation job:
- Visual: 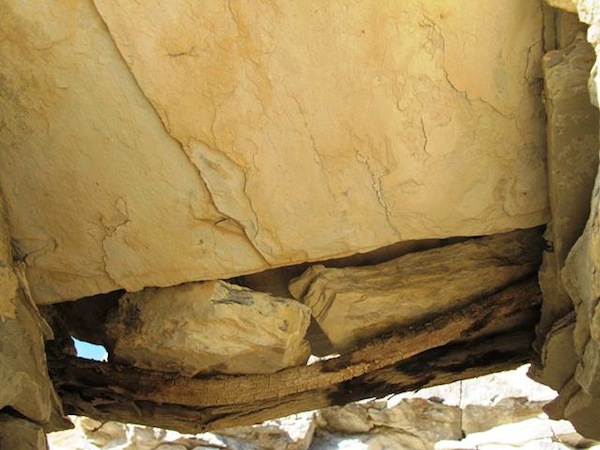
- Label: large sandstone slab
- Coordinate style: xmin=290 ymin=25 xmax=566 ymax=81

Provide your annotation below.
xmin=1 ymin=0 xmax=547 ymax=304
xmin=289 ymin=230 xmax=542 ymax=351
xmin=105 ymin=281 xmax=311 ymax=376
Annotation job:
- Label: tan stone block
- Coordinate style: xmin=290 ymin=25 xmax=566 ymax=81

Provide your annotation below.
xmin=1 ymin=0 xmax=547 ymax=304
xmin=537 ymin=238 xmax=575 ymax=341
xmin=575 ymin=338 xmax=600 ymax=396
xmin=290 ymin=230 xmax=541 ymax=351
xmin=555 ymin=12 xmax=588 ymax=49
xmin=536 ymin=314 xmax=578 ymax=390
xmin=0 ymin=206 xmax=62 ymax=426
xmin=106 ymin=281 xmax=311 ymax=375
xmin=543 ymin=34 xmax=598 ymax=266
xmin=565 ymin=388 xmax=600 ymax=440
xmin=462 ymin=398 xmax=548 ymax=435
xmin=0 ymin=289 xmax=58 ymax=424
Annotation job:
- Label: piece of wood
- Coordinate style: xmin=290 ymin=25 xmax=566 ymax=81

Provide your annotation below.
xmin=49 ymin=278 xmax=541 ymax=432
xmin=56 ymin=329 xmax=534 ymax=433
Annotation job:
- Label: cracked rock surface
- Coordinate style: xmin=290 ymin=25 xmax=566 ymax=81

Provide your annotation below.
xmin=0 ymin=0 xmax=548 ymax=304
xmin=534 ymin=0 xmax=600 ymax=441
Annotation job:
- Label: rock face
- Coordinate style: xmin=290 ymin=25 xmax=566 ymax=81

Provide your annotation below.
xmin=105 ymin=281 xmax=311 ymax=375
xmin=0 ymin=201 xmax=65 ymax=447
xmin=535 ymin=0 xmax=600 ymax=441
xmin=289 ymin=230 xmax=542 ymax=351
xmin=0 ymin=415 xmax=49 ymax=450
xmin=536 ymin=30 xmax=598 ymax=341
xmin=0 ymin=0 xmax=548 ymax=304
xmin=11 ymin=0 xmax=600 ymax=444
xmin=0 ymin=284 xmax=56 ymax=423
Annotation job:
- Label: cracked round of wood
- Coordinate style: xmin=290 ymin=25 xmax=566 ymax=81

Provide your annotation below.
xmin=0 ymin=0 xmax=548 ymax=303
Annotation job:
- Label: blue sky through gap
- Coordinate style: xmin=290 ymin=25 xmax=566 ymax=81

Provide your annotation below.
xmin=72 ymin=337 xmax=108 ymax=361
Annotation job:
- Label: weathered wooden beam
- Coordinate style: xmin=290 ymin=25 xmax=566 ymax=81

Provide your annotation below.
xmin=56 ymin=329 xmax=534 ymax=433
xmin=49 ymin=278 xmax=541 ymax=432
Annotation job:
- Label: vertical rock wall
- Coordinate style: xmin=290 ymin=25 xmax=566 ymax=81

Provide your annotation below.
xmin=535 ymin=0 xmax=600 ymax=440
xmin=0 ymin=199 xmax=65 ymax=448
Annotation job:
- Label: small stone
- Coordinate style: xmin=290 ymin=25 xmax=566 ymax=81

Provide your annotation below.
xmin=462 ymin=398 xmax=547 ymax=435
xmin=368 ymin=398 xmax=462 ymax=443
xmin=317 ymin=404 xmax=373 ymax=434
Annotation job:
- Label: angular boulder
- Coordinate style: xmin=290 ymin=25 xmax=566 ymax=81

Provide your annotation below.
xmin=106 ymin=281 xmax=312 ymax=376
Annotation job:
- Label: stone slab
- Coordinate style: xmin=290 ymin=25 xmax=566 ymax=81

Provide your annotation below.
xmin=1 ymin=0 xmax=547 ymax=304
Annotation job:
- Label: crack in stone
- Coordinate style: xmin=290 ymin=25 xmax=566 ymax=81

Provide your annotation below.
xmin=99 ymin=197 xmax=131 ymax=288
xmin=91 ymin=0 xmax=271 ymax=267
xmin=185 ymin=140 xmax=272 ymax=265
xmin=353 ymin=147 xmax=401 ymax=239
xmin=524 ymin=40 xmax=544 ymax=82
xmin=424 ymin=10 xmax=515 ymax=120
xmin=289 ymin=95 xmax=324 ymax=166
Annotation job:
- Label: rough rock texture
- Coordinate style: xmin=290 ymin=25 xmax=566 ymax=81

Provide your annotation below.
xmin=289 ymin=230 xmax=542 ymax=351
xmin=538 ymin=314 xmax=579 ymax=391
xmin=536 ymin=0 xmax=600 ymax=441
xmin=534 ymin=17 xmax=598 ymax=398
xmin=0 ymin=285 xmax=56 ymax=423
xmin=0 ymin=414 xmax=49 ymax=450
xmin=547 ymin=0 xmax=579 ymax=12
xmin=315 ymin=399 xmax=463 ymax=448
xmin=0 ymin=203 xmax=63 ymax=429
xmin=105 ymin=281 xmax=311 ymax=375
xmin=0 ymin=201 xmax=67 ymax=446
xmin=48 ymin=365 xmax=599 ymax=450
xmin=462 ymin=398 xmax=549 ymax=435
xmin=0 ymin=0 xmax=548 ymax=304
xmin=536 ymin=30 xmax=598 ymax=341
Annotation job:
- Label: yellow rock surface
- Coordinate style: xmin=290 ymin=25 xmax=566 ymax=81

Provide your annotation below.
xmin=0 ymin=0 xmax=548 ymax=303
